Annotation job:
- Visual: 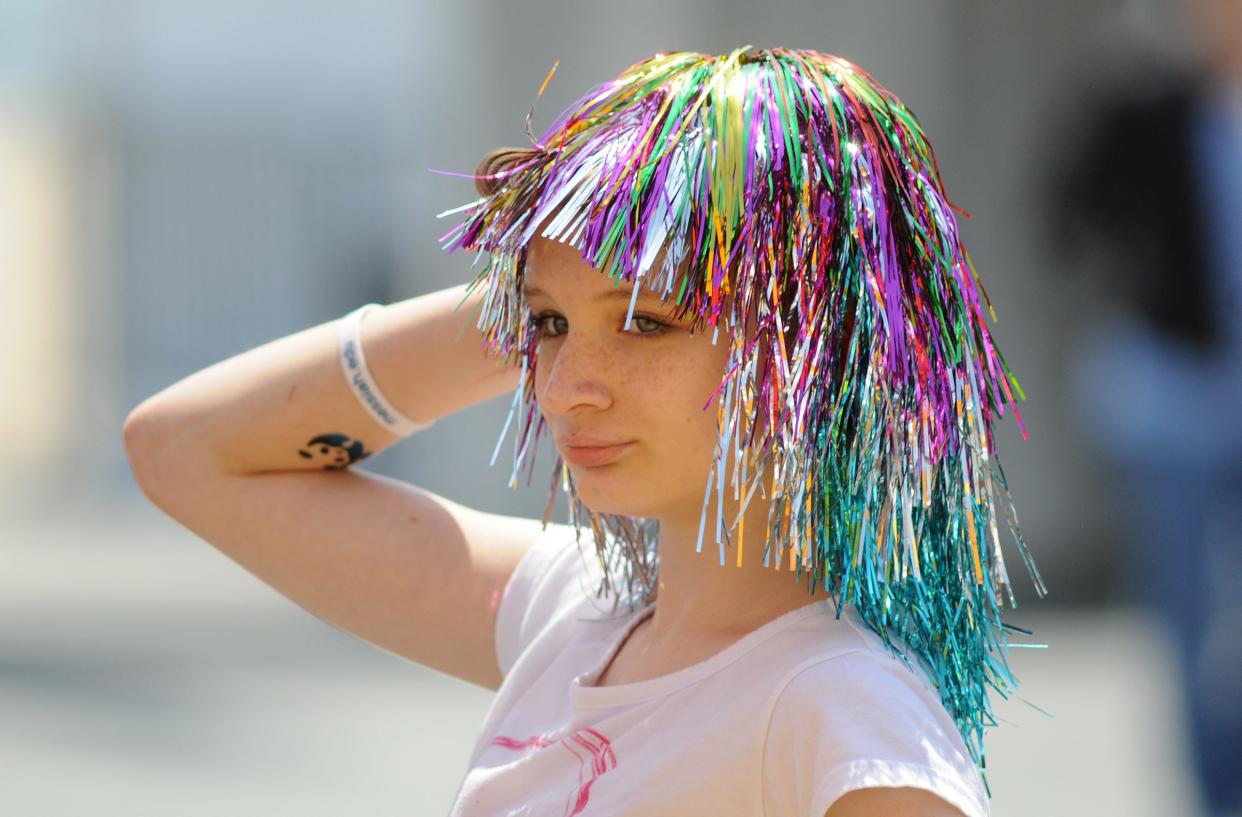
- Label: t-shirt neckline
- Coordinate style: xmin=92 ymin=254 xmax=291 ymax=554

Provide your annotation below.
xmin=569 ymin=596 xmax=842 ymax=710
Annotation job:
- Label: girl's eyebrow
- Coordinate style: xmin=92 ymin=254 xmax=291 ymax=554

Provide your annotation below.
xmin=520 ymin=283 xmax=669 ymax=306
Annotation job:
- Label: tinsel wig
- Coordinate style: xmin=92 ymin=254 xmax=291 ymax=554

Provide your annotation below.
xmin=436 ymin=45 xmax=1046 ymax=783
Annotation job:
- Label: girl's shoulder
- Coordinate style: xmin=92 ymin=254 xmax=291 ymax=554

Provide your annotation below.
xmin=761 ymin=633 xmax=991 ymax=817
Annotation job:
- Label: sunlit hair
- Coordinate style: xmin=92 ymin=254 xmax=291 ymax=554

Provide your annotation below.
xmin=437 ymin=45 xmax=1045 ymax=782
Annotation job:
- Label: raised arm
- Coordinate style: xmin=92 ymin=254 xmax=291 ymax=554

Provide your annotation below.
xmin=123 ymin=284 xmax=517 ymax=475
xmin=121 ymin=284 xmax=544 ymax=690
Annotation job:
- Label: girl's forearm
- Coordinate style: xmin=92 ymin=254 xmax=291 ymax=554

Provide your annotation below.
xmin=123 ymin=284 xmax=521 ymax=475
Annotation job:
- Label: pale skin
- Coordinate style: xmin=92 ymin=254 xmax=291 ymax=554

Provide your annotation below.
xmin=522 ymin=235 xmax=828 ymax=682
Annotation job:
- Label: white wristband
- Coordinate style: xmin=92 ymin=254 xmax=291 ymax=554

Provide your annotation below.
xmin=338 ymin=303 xmax=434 ymax=437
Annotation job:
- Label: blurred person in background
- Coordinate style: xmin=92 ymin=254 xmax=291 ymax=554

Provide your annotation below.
xmin=1047 ymin=1 xmax=1242 ymax=813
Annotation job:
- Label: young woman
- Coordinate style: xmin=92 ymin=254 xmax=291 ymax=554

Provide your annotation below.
xmin=124 ymin=46 xmax=1042 ymax=817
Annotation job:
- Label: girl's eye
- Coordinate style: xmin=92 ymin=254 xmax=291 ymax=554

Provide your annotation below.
xmin=527 ymin=313 xmax=668 ymax=338
xmin=528 ymin=314 xmax=568 ymax=337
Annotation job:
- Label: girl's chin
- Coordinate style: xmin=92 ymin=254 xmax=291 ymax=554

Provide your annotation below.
xmin=572 ymin=478 xmax=660 ymax=519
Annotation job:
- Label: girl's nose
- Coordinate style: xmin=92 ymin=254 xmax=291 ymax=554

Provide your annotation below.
xmin=538 ymin=332 xmax=615 ymax=415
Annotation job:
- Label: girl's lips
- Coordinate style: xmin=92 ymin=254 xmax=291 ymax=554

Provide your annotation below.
xmin=561 ymin=442 xmax=636 ymax=467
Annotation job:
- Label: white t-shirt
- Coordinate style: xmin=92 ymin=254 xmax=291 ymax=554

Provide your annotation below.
xmin=448 ymin=522 xmax=990 ymax=817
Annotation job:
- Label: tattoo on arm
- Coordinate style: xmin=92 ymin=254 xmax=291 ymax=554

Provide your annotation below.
xmin=297 ymin=433 xmax=373 ymax=470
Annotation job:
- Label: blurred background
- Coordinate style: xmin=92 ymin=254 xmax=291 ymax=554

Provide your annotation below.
xmin=2 ymin=0 xmax=1239 ymax=814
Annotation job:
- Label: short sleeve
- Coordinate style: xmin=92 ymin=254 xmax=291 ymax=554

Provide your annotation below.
xmin=493 ymin=521 xmax=580 ymax=680
xmin=761 ymin=651 xmax=991 ymax=817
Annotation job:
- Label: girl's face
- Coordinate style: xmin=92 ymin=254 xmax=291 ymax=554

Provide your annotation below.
xmin=521 ymin=236 xmax=736 ymax=520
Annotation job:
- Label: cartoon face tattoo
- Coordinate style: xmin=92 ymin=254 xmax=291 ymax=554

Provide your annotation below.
xmin=298 ymin=433 xmax=372 ymax=469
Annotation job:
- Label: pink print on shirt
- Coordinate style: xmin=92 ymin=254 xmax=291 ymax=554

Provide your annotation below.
xmin=489 ymin=733 xmax=558 ymax=751
xmin=489 ymin=727 xmax=617 ymax=816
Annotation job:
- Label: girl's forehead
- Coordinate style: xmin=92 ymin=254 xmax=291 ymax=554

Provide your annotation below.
xmin=524 ymin=238 xmax=674 ymax=302
xmin=522 ymin=241 xmax=763 ymax=342
xmin=525 ymin=235 xmax=587 ymax=271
